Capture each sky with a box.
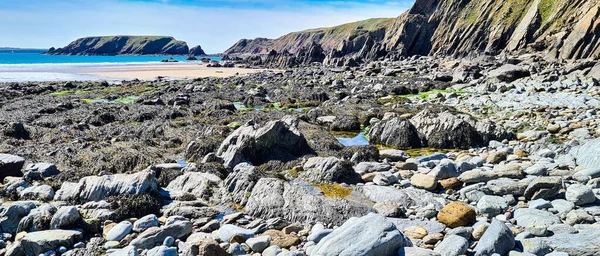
[0,0,413,53]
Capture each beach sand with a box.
[79,63,267,80]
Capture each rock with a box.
[473,220,515,256]
[514,208,561,227]
[564,209,594,225]
[301,157,360,184]
[262,230,301,249]
[218,224,255,242]
[433,235,469,256]
[459,170,497,184]
[411,173,437,190]
[310,213,411,256]
[488,64,530,82]
[23,163,60,180]
[543,228,600,255]
[183,238,227,256]
[307,229,333,243]
[487,151,507,164]
[217,117,314,168]
[523,177,562,200]
[108,246,139,256]
[0,201,36,234]
[0,154,25,180]
[399,247,441,256]
[379,150,410,162]
[330,115,361,131]
[166,172,222,200]
[130,220,192,249]
[373,202,402,217]
[17,204,57,233]
[565,184,596,205]
[19,184,54,201]
[367,117,421,148]
[133,214,159,233]
[571,138,600,170]
[437,202,476,228]
[223,162,259,206]
[20,230,82,255]
[476,195,508,218]
[358,186,446,211]
[55,169,158,202]
[147,246,177,256]
[403,225,428,239]
[428,159,459,180]
[106,221,132,241]
[50,206,82,230]
[396,162,418,171]
[246,178,370,225]
[246,235,271,253]
[373,171,398,186]
[354,162,392,175]
[410,108,506,149]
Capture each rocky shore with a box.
[1,53,600,256]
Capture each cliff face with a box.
[47,36,190,55]
[226,0,600,61]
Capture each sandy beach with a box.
[79,63,267,80]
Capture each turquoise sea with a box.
[0,49,222,82]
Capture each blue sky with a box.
[0,0,413,53]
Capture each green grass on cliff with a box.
[498,0,534,25]
[538,0,556,24]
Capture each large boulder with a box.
[0,154,25,180]
[54,169,158,202]
[357,185,446,211]
[217,116,314,168]
[166,172,222,202]
[19,230,82,255]
[223,162,259,206]
[410,108,507,149]
[130,220,193,249]
[487,64,530,82]
[473,220,515,256]
[17,204,57,233]
[301,157,361,184]
[367,117,421,149]
[245,178,370,225]
[0,201,36,234]
[309,213,411,256]
[570,138,600,170]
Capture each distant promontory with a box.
[46,36,206,56]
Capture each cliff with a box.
[226,0,600,62]
[46,36,190,55]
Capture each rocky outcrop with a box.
[189,45,206,56]
[217,116,315,168]
[227,0,600,63]
[46,36,189,55]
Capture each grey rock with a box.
[488,64,530,82]
[20,230,82,255]
[216,116,314,168]
[106,221,132,241]
[477,195,508,218]
[19,184,54,201]
[246,178,370,225]
[130,221,192,249]
[302,157,360,184]
[519,238,552,255]
[133,214,159,233]
[542,228,600,255]
[367,117,421,148]
[429,159,459,180]
[388,219,446,234]
[50,206,82,230]
[262,245,282,256]
[373,171,398,186]
[246,235,271,252]
[108,246,138,256]
[528,199,552,210]
[573,168,600,183]
[218,224,255,242]
[570,138,600,170]
[399,247,441,256]
[354,162,392,175]
[223,162,259,206]
[550,199,575,214]
[524,164,549,176]
[54,169,158,202]
[565,184,596,205]
[309,213,411,256]
[0,154,25,180]
[307,229,333,243]
[434,235,468,256]
[147,246,177,256]
[524,177,562,200]
[379,150,410,162]
[17,204,57,233]
[485,178,527,196]
[0,201,36,234]
[564,209,594,225]
[166,172,222,200]
[514,208,561,227]
[24,163,60,180]
[474,220,515,256]
[358,185,446,211]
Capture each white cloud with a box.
[0,0,412,53]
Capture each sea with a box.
[0,49,222,82]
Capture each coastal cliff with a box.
[226,0,600,63]
[46,36,190,55]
